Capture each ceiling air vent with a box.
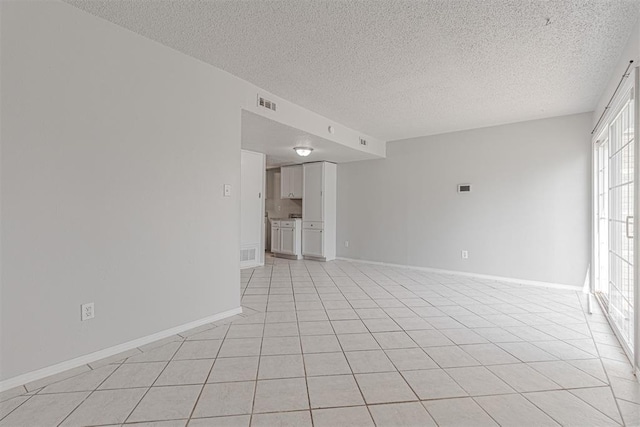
[257,95,277,112]
[359,138,368,146]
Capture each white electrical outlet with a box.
[223,184,232,197]
[344,240,349,247]
[461,250,469,259]
[81,302,95,321]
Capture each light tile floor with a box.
[2,256,640,426]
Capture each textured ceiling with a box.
[66,0,640,141]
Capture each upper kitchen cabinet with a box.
[302,162,337,261]
[280,165,303,199]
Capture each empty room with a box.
[2,0,640,426]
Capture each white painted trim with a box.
[240,262,263,270]
[0,307,242,392]
[336,257,582,292]
[582,265,591,294]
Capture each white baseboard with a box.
[336,257,582,292]
[0,306,242,392]
[241,262,263,270]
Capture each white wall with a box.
[0,0,376,384]
[0,0,243,383]
[337,113,592,287]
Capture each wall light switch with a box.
[223,184,232,197]
[344,241,349,247]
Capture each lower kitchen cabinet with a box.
[271,219,302,259]
[302,228,323,258]
[280,227,296,255]
[271,223,280,253]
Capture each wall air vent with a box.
[240,248,256,262]
[457,184,472,193]
[359,138,368,146]
[257,95,277,112]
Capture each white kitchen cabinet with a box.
[280,227,296,255]
[302,163,323,222]
[280,165,303,199]
[302,228,323,258]
[302,162,336,261]
[271,219,302,259]
[292,166,303,198]
[270,221,280,253]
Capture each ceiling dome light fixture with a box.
[294,147,313,157]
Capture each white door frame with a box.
[591,67,640,376]
[240,149,266,269]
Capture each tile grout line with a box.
[299,261,315,427]
[572,291,629,426]
[184,312,233,426]
[318,260,381,425]
[247,260,272,425]
[55,358,133,426]
[120,337,184,424]
[0,391,35,422]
